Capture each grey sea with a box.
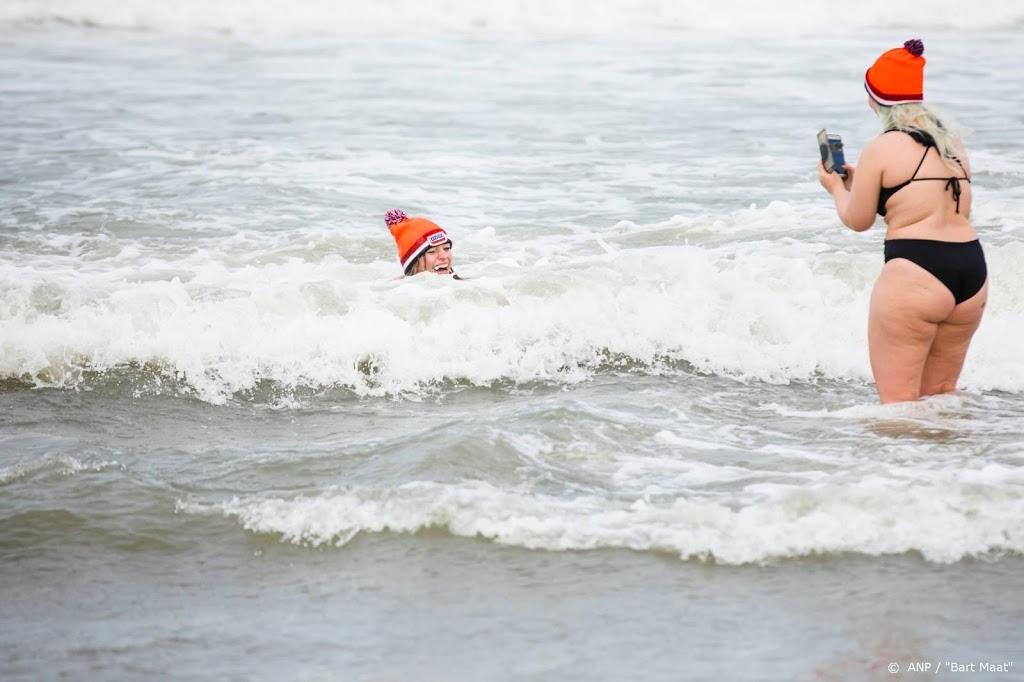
[2,2,1023,680]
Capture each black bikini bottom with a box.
[883,238,987,304]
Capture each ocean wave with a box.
[176,477,1024,564]
[3,237,1023,402]
[0,451,119,486]
[0,240,878,402]
[2,0,1022,37]
[0,355,703,406]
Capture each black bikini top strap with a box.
[885,127,934,144]
[908,145,931,182]
[883,127,932,181]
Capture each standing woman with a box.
[818,39,987,404]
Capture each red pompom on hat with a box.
[865,39,926,105]
[385,209,452,272]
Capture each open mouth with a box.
[432,265,450,274]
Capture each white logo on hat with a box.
[428,232,448,245]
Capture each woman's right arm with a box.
[821,136,886,232]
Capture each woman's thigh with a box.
[868,260,956,403]
[920,281,988,396]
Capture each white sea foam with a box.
[2,0,1022,36]
[3,209,1023,402]
[176,474,1024,564]
[0,452,118,485]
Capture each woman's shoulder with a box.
[862,129,921,162]
[868,128,915,148]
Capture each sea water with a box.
[2,1,1023,680]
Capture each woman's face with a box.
[416,242,453,275]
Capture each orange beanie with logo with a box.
[385,209,452,272]
[865,39,926,106]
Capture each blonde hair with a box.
[876,103,966,164]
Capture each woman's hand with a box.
[818,160,846,194]
[839,164,855,191]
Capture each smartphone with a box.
[817,128,848,178]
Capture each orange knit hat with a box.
[385,209,452,272]
[865,39,926,105]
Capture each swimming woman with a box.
[385,209,461,279]
[818,39,987,404]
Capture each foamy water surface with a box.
[2,3,1024,679]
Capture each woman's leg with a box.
[919,281,988,397]
[867,259,956,404]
